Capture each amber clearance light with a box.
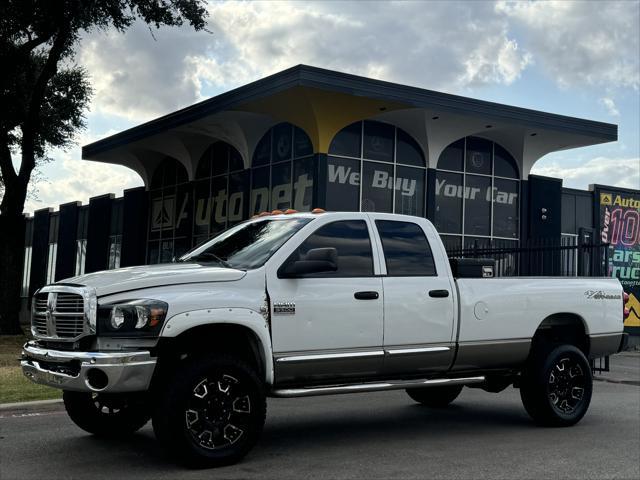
[623,291,630,320]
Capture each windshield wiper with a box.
[185,252,232,268]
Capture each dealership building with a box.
[20,65,640,335]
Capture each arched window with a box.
[326,120,426,216]
[150,157,188,189]
[193,141,248,243]
[250,123,314,214]
[148,157,190,264]
[434,136,519,249]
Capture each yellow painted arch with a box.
[235,86,410,154]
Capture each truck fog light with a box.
[86,368,109,390]
[110,307,125,329]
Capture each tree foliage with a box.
[0,0,208,334]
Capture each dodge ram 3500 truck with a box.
[22,211,628,467]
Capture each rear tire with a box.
[406,384,463,407]
[152,354,266,468]
[63,391,150,437]
[520,344,592,427]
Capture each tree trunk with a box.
[0,212,26,334]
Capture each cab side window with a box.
[375,220,436,276]
[288,220,374,277]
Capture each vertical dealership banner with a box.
[599,189,640,335]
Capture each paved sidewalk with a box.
[594,350,640,386]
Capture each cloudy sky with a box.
[24,0,640,213]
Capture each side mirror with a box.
[279,248,338,278]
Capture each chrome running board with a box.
[270,376,485,398]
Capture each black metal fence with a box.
[446,237,611,278]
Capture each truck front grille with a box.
[32,288,92,341]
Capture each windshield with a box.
[179,217,312,270]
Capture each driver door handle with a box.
[354,291,379,300]
[429,289,450,298]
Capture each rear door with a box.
[374,218,456,375]
[266,217,384,386]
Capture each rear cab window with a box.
[375,220,437,276]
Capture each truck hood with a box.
[61,263,246,297]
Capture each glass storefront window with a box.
[464,175,491,237]
[493,178,519,238]
[108,235,122,270]
[250,123,315,215]
[326,156,360,212]
[437,139,464,171]
[362,161,393,212]
[46,243,57,284]
[148,157,191,264]
[435,136,520,247]
[395,166,425,217]
[74,239,86,276]
[434,171,463,234]
[329,122,361,158]
[465,137,492,175]
[21,246,32,297]
[494,144,518,179]
[363,120,394,162]
[396,130,425,168]
[327,120,426,216]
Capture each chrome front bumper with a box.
[21,342,157,393]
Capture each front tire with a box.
[152,354,266,468]
[520,344,592,427]
[406,384,463,407]
[63,391,150,437]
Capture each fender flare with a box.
[160,308,274,385]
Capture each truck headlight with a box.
[98,299,168,337]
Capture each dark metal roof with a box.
[83,64,618,158]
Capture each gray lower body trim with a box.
[383,343,454,376]
[273,348,384,385]
[271,376,486,398]
[589,333,624,358]
[453,338,531,371]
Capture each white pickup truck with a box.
[22,211,627,467]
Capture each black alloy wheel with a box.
[63,391,150,436]
[520,344,593,427]
[547,355,587,415]
[152,354,266,468]
[185,374,253,450]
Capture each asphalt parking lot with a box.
[1,377,639,480]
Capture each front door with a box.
[373,218,456,375]
[266,218,384,386]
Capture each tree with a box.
[0,0,208,334]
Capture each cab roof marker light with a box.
[271,210,284,215]
[311,208,326,214]
[284,209,298,214]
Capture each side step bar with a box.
[271,376,486,398]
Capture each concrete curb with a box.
[0,398,63,413]
[594,377,640,387]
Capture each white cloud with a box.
[496,0,640,90]
[79,24,212,122]
[600,97,620,117]
[77,0,534,122]
[25,155,143,214]
[531,157,640,190]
